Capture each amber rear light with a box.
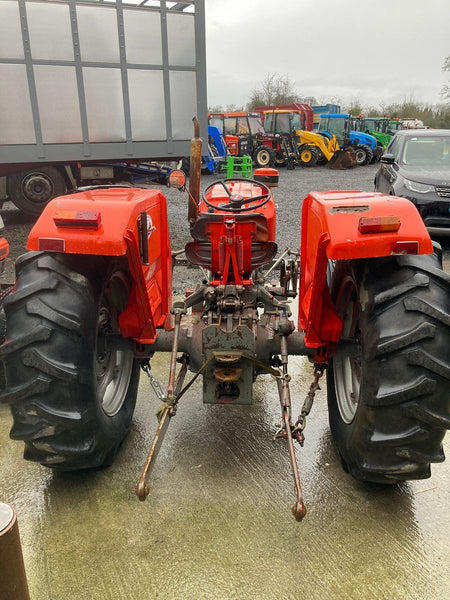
[358,215,400,234]
[53,210,101,229]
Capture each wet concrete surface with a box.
[0,165,449,599]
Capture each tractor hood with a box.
[350,131,376,148]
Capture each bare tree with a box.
[317,95,343,109]
[343,97,366,116]
[300,96,317,106]
[225,103,243,112]
[247,73,298,110]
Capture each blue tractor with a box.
[318,114,383,166]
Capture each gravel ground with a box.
[164,162,449,292]
[167,163,380,251]
[1,162,448,291]
[166,162,380,294]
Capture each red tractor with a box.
[208,111,299,169]
[0,127,448,520]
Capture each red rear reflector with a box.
[358,216,400,234]
[53,210,101,229]
[392,241,419,254]
[38,238,66,252]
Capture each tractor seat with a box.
[190,212,271,242]
[185,212,277,273]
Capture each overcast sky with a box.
[205,0,450,109]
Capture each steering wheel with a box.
[201,178,271,212]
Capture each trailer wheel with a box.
[253,145,275,168]
[8,167,67,217]
[354,145,373,166]
[327,251,450,484]
[299,145,318,166]
[0,252,140,470]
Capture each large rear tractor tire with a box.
[8,167,67,217]
[354,145,373,166]
[0,252,140,470]
[327,250,450,484]
[252,145,275,168]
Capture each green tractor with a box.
[352,116,391,152]
[387,118,403,134]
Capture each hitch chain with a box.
[141,354,213,421]
[292,364,326,446]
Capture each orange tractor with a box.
[0,125,448,520]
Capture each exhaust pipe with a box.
[188,117,202,230]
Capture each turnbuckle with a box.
[292,365,325,446]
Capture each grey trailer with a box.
[0,0,207,215]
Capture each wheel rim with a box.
[22,172,54,204]
[333,276,361,424]
[257,150,270,165]
[96,272,134,417]
[355,150,366,164]
[301,150,312,162]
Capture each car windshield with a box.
[401,136,450,166]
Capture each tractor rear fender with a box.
[299,190,433,352]
[26,187,172,343]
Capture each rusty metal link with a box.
[292,364,326,446]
